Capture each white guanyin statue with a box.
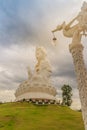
[28,46,52,84]
[15,46,57,103]
[35,47,52,77]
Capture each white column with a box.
[69,43,87,130]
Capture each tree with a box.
[61,84,72,106]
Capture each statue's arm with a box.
[52,16,78,33]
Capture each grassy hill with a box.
[0,102,84,130]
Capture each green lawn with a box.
[0,102,84,130]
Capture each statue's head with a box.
[36,46,47,61]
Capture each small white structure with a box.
[15,47,57,103]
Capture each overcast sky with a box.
[0,0,87,109]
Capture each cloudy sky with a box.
[0,0,87,109]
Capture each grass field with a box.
[0,102,84,130]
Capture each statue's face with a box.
[36,50,44,60]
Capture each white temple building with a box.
[15,47,57,104]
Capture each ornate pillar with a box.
[69,42,87,130]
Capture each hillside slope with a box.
[0,102,84,130]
